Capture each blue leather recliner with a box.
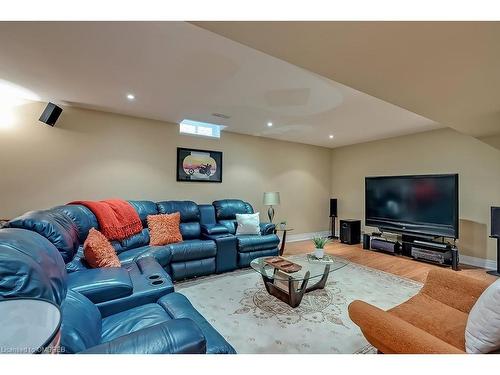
[0,228,236,354]
[211,199,280,268]
[156,201,217,281]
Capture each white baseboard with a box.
[286,232,496,270]
[459,255,496,270]
[286,231,330,243]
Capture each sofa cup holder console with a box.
[147,274,165,286]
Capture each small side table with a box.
[0,298,62,354]
[274,227,294,256]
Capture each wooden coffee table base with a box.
[261,264,331,308]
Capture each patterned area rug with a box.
[176,256,422,354]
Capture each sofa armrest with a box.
[201,224,229,236]
[421,269,492,313]
[81,319,206,354]
[260,222,275,235]
[157,293,237,354]
[135,256,169,278]
[348,300,464,354]
[97,257,174,317]
[67,267,133,304]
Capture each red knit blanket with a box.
[69,199,142,241]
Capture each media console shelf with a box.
[367,232,459,271]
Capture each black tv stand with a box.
[367,231,459,271]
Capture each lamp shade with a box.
[263,192,280,206]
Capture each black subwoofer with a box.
[340,219,361,245]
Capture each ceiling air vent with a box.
[212,113,231,120]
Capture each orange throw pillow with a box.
[83,228,121,268]
[147,212,183,246]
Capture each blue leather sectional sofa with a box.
[0,199,279,354]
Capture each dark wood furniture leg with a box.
[305,264,330,293]
[279,229,288,256]
[260,265,331,307]
[261,271,310,308]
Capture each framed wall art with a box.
[176,147,223,183]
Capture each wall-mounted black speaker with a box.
[329,198,337,217]
[39,102,62,126]
[492,206,500,237]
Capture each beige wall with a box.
[331,128,500,261]
[3,102,499,261]
[479,134,500,150]
[0,102,332,233]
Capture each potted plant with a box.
[312,237,330,259]
[279,220,287,230]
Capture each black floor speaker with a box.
[329,199,337,217]
[488,207,500,276]
[340,219,361,245]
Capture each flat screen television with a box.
[365,174,459,238]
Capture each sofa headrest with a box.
[0,228,67,305]
[53,204,98,243]
[198,204,216,225]
[156,201,200,223]
[128,200,158,226]
[213,199,254,220]
[8,209,79,263]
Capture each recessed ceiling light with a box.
[329,134,334,139]
[126,93,135,100]
[267,122,273,127]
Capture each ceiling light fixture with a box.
[126,93,135,101]
[267,122,273,127]
[329,134,334,139]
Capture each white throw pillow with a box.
[235,213,261,235]
[465,278,500,353]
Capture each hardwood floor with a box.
[284,239,497,284]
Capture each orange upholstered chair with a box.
[348,269,492,354]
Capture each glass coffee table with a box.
[250,254,348,308]
[0,298,61,354]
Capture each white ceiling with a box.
[195,22,500,141]
[0,21,441,148]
